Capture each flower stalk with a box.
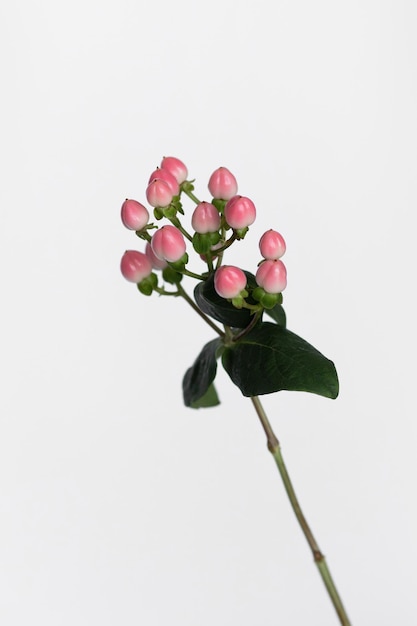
[250,395,351,626]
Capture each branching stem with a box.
[177,284,225,338]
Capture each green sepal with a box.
[171,197,184,215]
[137,273,158,296]
[260,292,279,309]
[193,233,212,255]
[163,267,183,284]
[212,199,226,213]
[183,338,222,408]
[181,180,195,194]
[234,226,249,239]
[221,322,339,399]
[162,205,177,219]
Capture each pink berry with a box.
[208,167,238,200]
[121,199,150,231]
[224,195,256,230]
[151,225,186,262]
[160,156,188,184]
[146,178,174,208]
[191,201,221,234]
[120,250,152,283]
[148,168,180,196]
[145,241,168,270]
[256,260,287,294]
[259,229,286,260]
[214,265,247,299]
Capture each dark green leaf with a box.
[222,322,339,399]
[194,271,259,328]
[183,338,222,407]
[265,303,286,327]
[191,382,220,408]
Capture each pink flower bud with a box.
[148,168,180,196]
[120,250,152,283]
[208,167,238,200]
[214,265,247,299]
[151,225,186,262]
[160,156,188,184]
[224,195,256,230]
[145,241,168,270]
[191,201,221,234]
[146,178,174,208]
[120,199,150,231]
[259,229,286,260]
[256,259,287,294]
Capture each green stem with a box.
[213,232,237,256]
[177,284,225,338]
[250,396,351,626]
[182,188,201,205]
[232,310,262,342]
[154,286,179,296]
[181,268,206,281]
[205,255,214,273]
[170,217,193,242]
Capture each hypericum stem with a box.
[250,396,351,626]
[181,268,206,281]
[177,284,225,338]
[232,310,262,341]
[205,255,214,273]
[169,217,193,242]
[154,286,179,296]
[182,187,201,205]
[213,232,237,255]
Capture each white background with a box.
[1,1,416,624]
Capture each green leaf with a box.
[194,271,259,328]
[191,382,220,408]
[221,322,339,399]
[265,303,286,327]
[183,338,222,407]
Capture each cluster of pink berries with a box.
[120,156,287,308]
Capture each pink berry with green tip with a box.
[120,250,152,283]
[256,259,287,294]
[214,265,247,299]
[191,201,221,234]
[146,178,174,208]
[151,225,186,262]
[224,195,256,229]
[259,229,286,260]
[121,199,150,231]
[208,167,238,200]
[160,156,188,184]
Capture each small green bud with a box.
[252,287,265,302]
